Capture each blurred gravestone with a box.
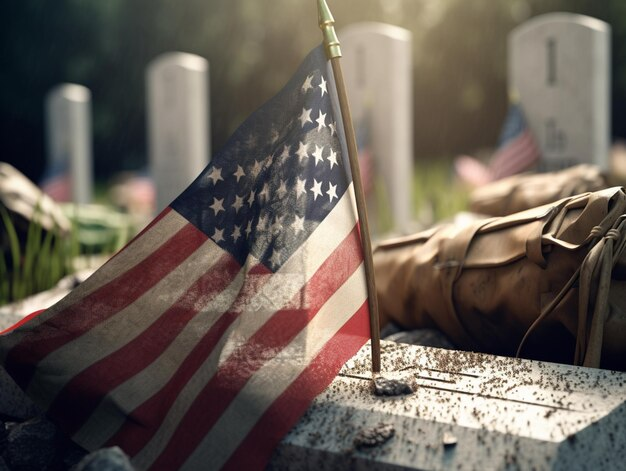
[509,13,610,171]
[147,52,210,213]
[340,23,414,235]
[44,84,93,204]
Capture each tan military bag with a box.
[374,187,626,370]
[469,164,608,217]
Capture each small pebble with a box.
[353,423,395,449]
[373,376,413,396]
[443,432,458,448]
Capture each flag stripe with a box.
[0,208,180,354]
[175,264,368,471]
[45,251,242,434]
[5,219,208,388]
[223,304,370,470]
[27,236,230,409]
[72,262,251,450]
[103,264,273,456]
[129,189,360,468]
[492,131,539,178]
[145,225,363,470]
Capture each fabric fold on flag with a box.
[0,44,370,471]
[455,102,541,186]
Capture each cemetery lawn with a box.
[412,158,470,227]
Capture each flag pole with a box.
[317,0,381,374]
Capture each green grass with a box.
[0,202,135,307]
[0,206,78,305]
[412,158,470,225]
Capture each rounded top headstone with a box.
[511,12,610,38]
[147,52,208,74]
[339,22,411,42]
[47,84,91,103]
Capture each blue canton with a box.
[172,46,350,271]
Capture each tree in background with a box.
[0,0,624,182]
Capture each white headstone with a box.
[147,52,210,212]
[45,84,93,204]
[509,13,610,171]
[340,23,414,235]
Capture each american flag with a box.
[0,45,370,470]
[40,162,72,202]
[455,102,541,186]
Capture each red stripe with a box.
[147,225,363,470]
[5,222,207,389]
[0,310,46,335]
[223,301,370,470]
[492,131,539,178]
[104,263,274,455]
[47,252,241,436]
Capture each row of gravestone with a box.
[43,13,609,234]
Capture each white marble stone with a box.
[45,84,93,204]
[147,52,210,212]
[340,23,414,235]
[270,341,626,470]
[509,13,610,171]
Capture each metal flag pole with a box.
[317,0,381,373]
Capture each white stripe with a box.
[26,237,226,408]
[73,262,249,450]
[0,210,187,357]
[132,187,359,469]
[182,264,367,470]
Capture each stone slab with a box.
[270,341,626,470]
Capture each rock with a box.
[353,423,395,450]
[373,376,413,397]
[0,366,42,420]
[74,447,134,471]
[3,416,60,471]
[0,456,10,471]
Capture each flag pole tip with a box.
[317,0,342,59]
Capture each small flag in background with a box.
[0,45,370,471]
[455,102,541,186]
[355,118,375,196]
[40,161,72,202]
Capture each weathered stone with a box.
[3,416,60,471]
[147,52,210,213]
[270,341,626,470]
[44,83,93,204]
[373,376,413,397]
[74,447,134,471]
[509,13,610,171]
[353,423,395,449]
[340,23,414,235]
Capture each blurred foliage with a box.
[1,0,625,182]
[0,206,77,304]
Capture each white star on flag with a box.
[319,75,327,96]
[298,108,313,127]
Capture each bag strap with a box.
[517,215,626,367]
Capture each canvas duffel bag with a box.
[469,164,607,217]
[374,187,626,370]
